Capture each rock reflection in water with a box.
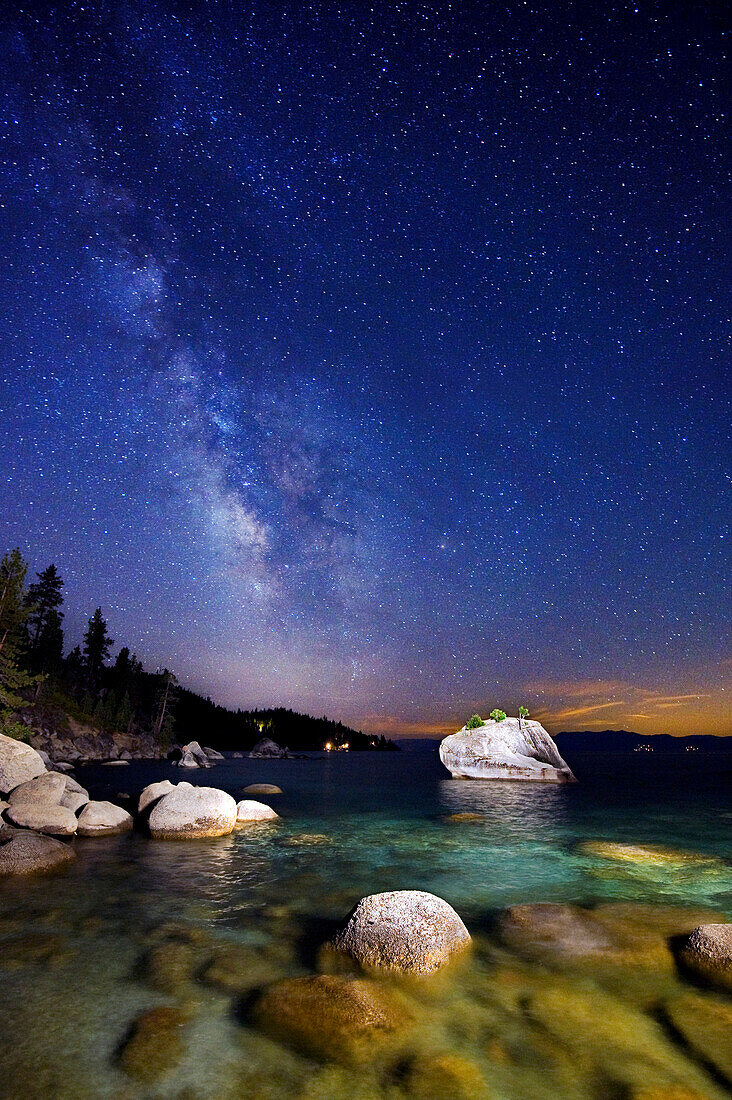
[439,778,571,841]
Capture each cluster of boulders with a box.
[248,737,291,758]
[171,740,225,768]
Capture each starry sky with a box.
[0,1,729,737]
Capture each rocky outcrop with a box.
[677,924,732,992]
[439,717,576,782]
[77,800,134,837]
[148,784,237,839]
[244,783,282,795]
[0,831,76,875]
[249,737,290,758]
[236,799,279,822]
[330,890,471,974]
[6,802,78,836]
[27,715,169,763]
[0,733,47,793]
[203,745,225,761]
[173,740,213,768]
[251,975,412,1065]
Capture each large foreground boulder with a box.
[331,890,471,974]
[677,924,732,992]
[0,733,47,794]
[148,785,237,839]
[439,717,575,782]
[6,802,78,836]
[0,832,76,875]
[77,800,133,837]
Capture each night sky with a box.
[1,1,729,737]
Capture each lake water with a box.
[1,746,730,1098]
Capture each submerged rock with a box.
[244,782,283,795]
[579,840,723,868]
[148,784,237,839]
[251,974,412,1064]
[77,800,133,836]
[405,1052,491,1100]
[663,992,732,1085]
[236,799,279,823]
[677,924,732,992]
[118,1005,190,1084]
[6,802,78,836]
[439,717,575,782]
[495,903,617,962]
[331,890,471,974]
[0,733,47,794]
[0,832,76,875]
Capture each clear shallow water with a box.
[1,747,731,1099]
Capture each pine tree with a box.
[26,564,64,672]
[0,550,39,739]
[115,691,133,734]
[153,668,178,745]
[82,608,113,683]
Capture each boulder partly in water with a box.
[77,800,133,837]
[0,831,76,875]
[148,784,237,839]
[249,738,289,759]
[439,717,576,782]
[677,924,732,992]
[330,890,471,974]
[236,799,279,823]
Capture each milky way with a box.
[0,1,728,735]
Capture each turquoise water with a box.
[0,747,730,1098]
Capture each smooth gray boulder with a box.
[439,717,576,782]
[77,800,133,836]
[148,785,237,839]
[331,890,471,974]
[0,733,47,794]
[236,799,279,823]
[6,802,78,836]
[60,787,89,813]
[138,779,177,814]
[0,832,76,875]
[7,771,67,806]
[677,924,732,992]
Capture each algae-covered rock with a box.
[664,991,732,1085]
[200,944,280,994]
[405,1052,491,1099]
[0,832,76,876]
[118,1005,190,1083]
[144,940,199,993]
[251,974,412,1065]
[77,800,133,836]
[579,840,724,868]
[495,903,616,962]
[331,890,471,974]
[677,924,732,992]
